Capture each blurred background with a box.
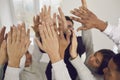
[0,0,120,59]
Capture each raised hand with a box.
[59,29,71,59]
[7,23,31,68]
[70,0,107,31]
[57,7,68,33]
[32,6,52,37]
[81,0,87,8]
[35,21,61,63]
[69,31,78,59]
[0,27,6,46]
[0,27,7,65]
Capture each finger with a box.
[44,5,47,17]
[77,26,88,31]
[70,16,84,23]
[5,33,7,40]
[47,6,51,18]
[7,31,12,45]
[46,22,53,38]
[38,24,46,42]
[35,38,44,50]
[1,40,7,49]
[42,22,49,39]
[58,7,67,29]
[12,26,17,43]
[0,26,6,37]
[59,30,64,39]
[66,30,71,43]
[27,29,30,40]
[52,13,57,31]
[70,10,85,18]
[50,25,58,39]
[16,27,21,43]
[81,0,87,8]
[20,26,26,43]
[0,27,6,45]
[25,40,31,52]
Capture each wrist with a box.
[0,57,7,65]
[70,52,78,59]
[49,52,62,63]
[8,60,20,68]
[95,19,107,31]
[60,50,65,59]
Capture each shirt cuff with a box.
[6,66,21,75]
[52,60,66,70]
[4,66,21,80]
[52,60,71,80]
[70,55,85,70]
[103,23,114,35]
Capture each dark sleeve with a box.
[77,36,86,57]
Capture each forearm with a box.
[82,29,94,60]
[95,19,107,31]
[4,66,21,80]
[70,55,96,80]
[103,23,120,53]
[52,60,71,80]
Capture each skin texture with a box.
[34,6,71,62]
[0,27,7,65]
[70,7,107,31]
[103,59,120,80]
[7,23,31,68]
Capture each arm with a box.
[70,55,96,80]
[82,30,94,62]
[31,39,43,62]
[4,67,21,80]
[0,27,7,80]
[5,23,30,80]
[103,23,120,53]
[52,60,71,80]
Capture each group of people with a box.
[0,0,120,80]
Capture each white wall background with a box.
[61,0,120,51]
[0,0,120,52]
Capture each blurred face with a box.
[103,59,120,80]
[87,52,103,69]
[66,20,74,30]
[25,51,32,67]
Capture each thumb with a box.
[77,26,88,31]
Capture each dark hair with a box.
[96,49,115,75]
[65,16,74,25]
[113,53,120,72]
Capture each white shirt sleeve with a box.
[103,23,120,53]
[52,60,71,80]
[70,55,96,80]
[4,66,21,80]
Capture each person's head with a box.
[87,49,115,75]
[65,16,74,30]
[103,53,120,80]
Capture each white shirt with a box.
[103,23,120,53]
[52,60,71,80]
[4,66,21,80]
